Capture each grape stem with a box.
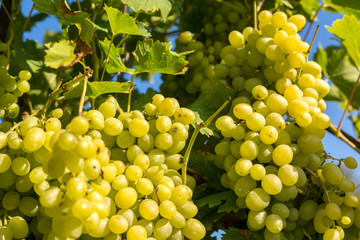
[78,74,88,116]
[253,0,257,31]
[21,3,34,32]
[303,3,324,41]
[181,97,231,185]
[307,24,319,57]
[336,71,360,136]
[76,0,81,11]
[42,70,93,115]
[304,167,331,203]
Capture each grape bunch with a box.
[160,0,248,105]
[0,55,32,119]
[0,94,206,240]
[210,10,360,240]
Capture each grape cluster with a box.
[0,94,206,239]
[0,55,32,119]
[211,10,360,240]
[160,0,248,105]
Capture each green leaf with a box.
[121,0,172,20]
[324,0,360,20]
[32,0,57,15]
[44,40,76,69]
[324,85,346,103]
[222,228,249,240]
[33,0,95,45]
[64,81,134,99]
[313,44,329,77]
[317,46,360,108]
[195,190,238,213]
[104,5,151,36]
[99,38,133,74]
[133,39,190,75]
[64,12,95,45]
[300,0,320,17]
[189,83,235,137]
[327,15,360,67]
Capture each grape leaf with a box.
[99,38,134,74]
[121,0,172,20]
[221,229,249,240]
[32,0,95,45]
[314,46,360,108]
[195,190,238,214]
[300,0,320,17]
[327,15,360,67]
[32,0,57,15]
[64,81,134,99]
[104,5,151,37]
[133,39,190,75]
[44,40,76,69]
[189,83,235,137]
[324,0,360,20]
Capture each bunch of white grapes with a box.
[160,0,248,105]
[0,94,206,240]
[0,54,32,119]
[211,10,360,240]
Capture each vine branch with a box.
[327,123,360,154]
[337,72,360,135]
[182,97,231,185]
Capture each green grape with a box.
[0,153,11,173]
[266,94,288,115]
[344,156,358,169]
[116,130,136,149]
[158,98,179,117]
[8,216,29,239]
[322,162,343,185]
[299,200,317,221]
[246,188,270,211]
[115,187,137,209]
[66,177,87,200]
[261,174,282,195]
[125,165,143,182]
[138,133,155,152]
[18,70,32,81]
[139,199,159,220]
[156,116,172,133]
[129,118,149,138]
[248,210,267,230]
[72,198,93,219]
[17,79,30,92]
[325,203,342,220]
[343,192,359,207]
[250,164,266,180]
[229,30,245,48]
[272,144,293,166]
[155,132,173,151]
[278,164,298,186]
[233,103,253,120]
[260,126,278,144]
[182,218,206,240]
[18,196,40,217]
[169,122,188,141]
[11,156,31,176]
[159,200,177,219]
[265,214,283,233]
[323,228,341,240]
[297,134,323,154]
[311,112,331,129]
[84,158,101,179]
[235,158,252,176]
[2,190,20,210]
[271,203,290,219]
[99,101,117,119]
